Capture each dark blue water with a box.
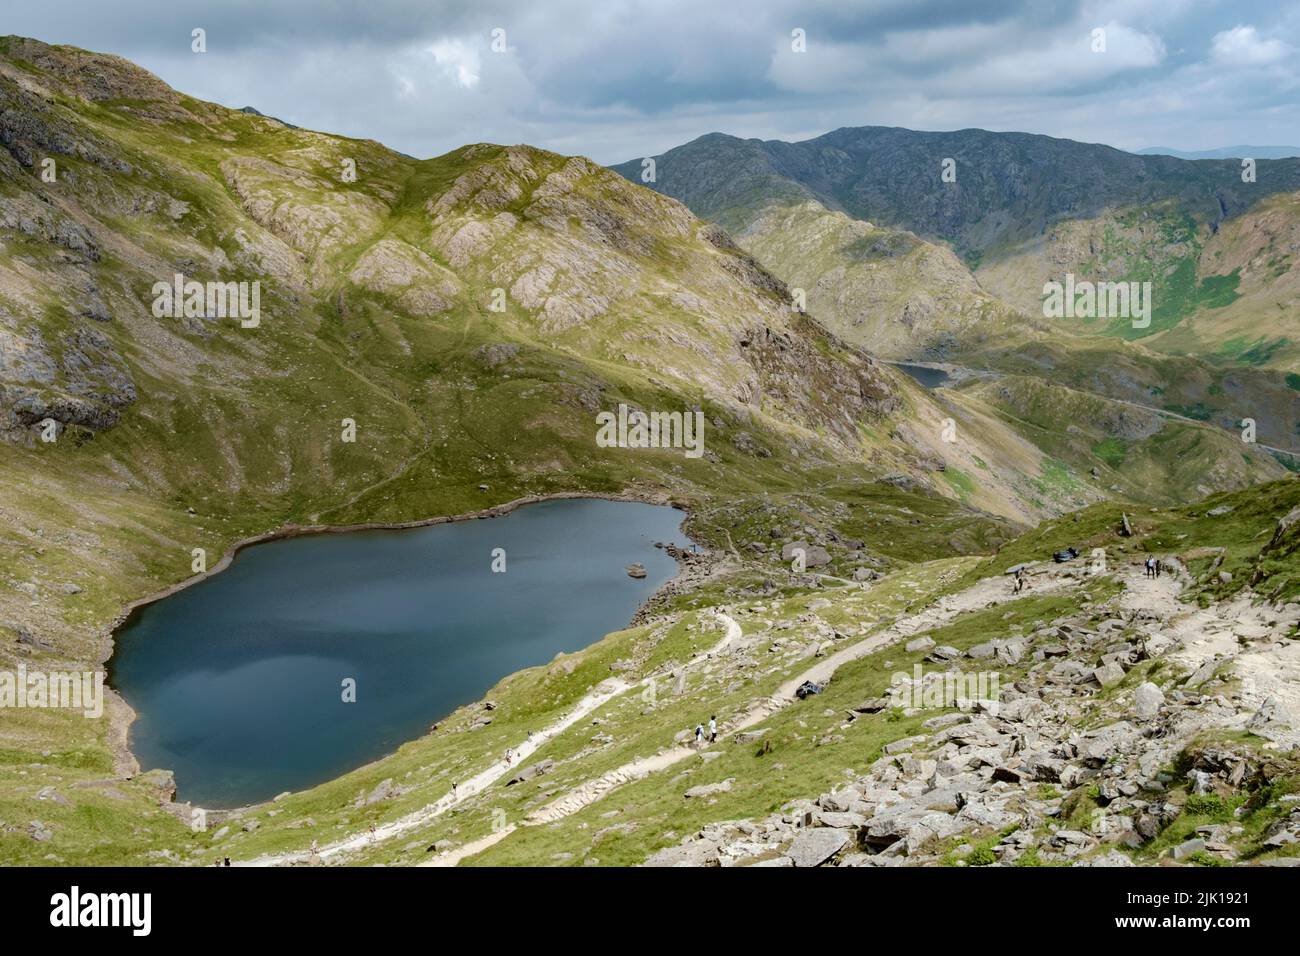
[893,363,951,388]
[111,499,686,808]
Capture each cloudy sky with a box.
[6,0,1299,163]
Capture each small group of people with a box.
[1144,556,1164,579]
[1013,566,1028,593]
[693,715,718,748]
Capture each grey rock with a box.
[643,843,718,867]
[1248,695,1293,731]
[1134,681,1164,718]
[1076,849,1136,867]
[853,698,890,714]
[28,821,53,842]
[781,541,831,568]
[365,778,396,805]
[785,827,850,867]
[884,734,929,755]
[684,778,734,799]
[1093,662,1125,688]
[1170,838,1206,860]
[1075,722,1139,764]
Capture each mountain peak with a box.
[0,35,177,105]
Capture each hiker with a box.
[504,748,513,766]
[1155,558,1163,578]
[709,715,717,743]
[1014,567,1025,593]
[309,839,319,861]
[368,823,377,843]
[1145,557,1155,579]
[694,723,705,748]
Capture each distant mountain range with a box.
[615,126,1300,364]
[1137,145,1300,160]
[612,128,1300,261]
[613,125,1300,456]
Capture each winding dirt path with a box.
[425,566,1085,863]
[240,612,741,866]
[425,561,1300,866]
[238,676,631,866]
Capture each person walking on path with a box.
[694,723,705,748]
[709,715,717,743]
[1155,558,1163,578]
[1145,557,1155,579]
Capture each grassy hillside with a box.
[0,36,1053,863]
[1,38,1294,867]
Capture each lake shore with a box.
[100,489,700,804]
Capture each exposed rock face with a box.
[2,38,925,464]
[0,319,135,438]
[346,238,460,316]
[0,194,99,259]
[0,75,134,175]
[222,154,389,282]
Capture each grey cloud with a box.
[4,0,1298,163]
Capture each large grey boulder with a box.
[1133,682,1164,718]
[1093,662,1126,688]
[785,827,850,867]
[781,541,831,568]
[1170,838,1206,861]
[684,778,734,799]
[643,843,719,867]
[1248,695,1293,731]
[1075,721,1140,764]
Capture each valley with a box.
[1,35,1298,870]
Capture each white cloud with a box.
[1210,25,1289,65]
[9,0,1300,163]
[429,38,482,88]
